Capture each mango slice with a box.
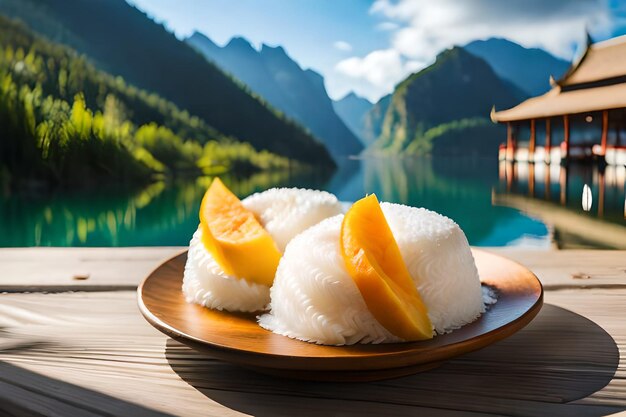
[199,178,281,286]
[340,195,433,341]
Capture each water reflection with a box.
[0,169,331,247]
[496,161,626,248]
[582,184,592,212]
[337,157,549,247]
[0,157,595,248]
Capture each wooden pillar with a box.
[544,161,551,200]
[563,114,570,162]
[506,122,511,160]
[559,165,568,205]
[506,122,513,160]
[598,169,605,217]
[528,161,535,197]
[601,110,608,155]
[545,118,551,164]
[529,119,536,162]
[506,161,514,192]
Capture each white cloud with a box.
[333,0,616,101]
[376,21,399,31]
[334,49,423,101]
[373,0,613,60]
[333,40,353,52]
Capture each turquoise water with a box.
[1,156,622,248]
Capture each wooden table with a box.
[0,248,624,416]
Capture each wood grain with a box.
[490,248,626,290]
[2,247,624,291]
[0,248,624,416]
[138,249,543,380]
[0,290,623,416]
[0,247,182,292]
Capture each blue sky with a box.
[129,0,626,102]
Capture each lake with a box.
[1,157,624,248]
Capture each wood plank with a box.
[0,289,624,416]
[0,247,183,291]
[492,249,626,289]
[1,248,624,291]
[546,289,626,408]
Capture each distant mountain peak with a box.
[187,32,363,157]
[259,43,291,59]
[304,68,323,82]
[465,37,570,96]
[399,46,475,88]
[226,36,255,51]
[189,31,213,43]
[259,43,303,74]
[439,45,460,55]
[370,45,520,154]
[333,92,375,145]
[339,91,373,105]
[261,43,285,52]
[436,45,472,62]
[471,37,562,56]
[475,37,513,46]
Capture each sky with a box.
[128,0,626,103]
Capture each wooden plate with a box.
[138,249,543,381]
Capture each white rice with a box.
[183,228,270,312]
[242,187,344,251]
[259,202,491,345]
[182,188,344,312]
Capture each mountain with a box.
[362,94,391,146]
[332,92,373,145]
[0,0,333,166]
[372,47,519,156]
[465,38,570,96]
[0,16,293,187]
[187,32,363,157]
[0,16,219,143]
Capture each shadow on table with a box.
[0,330,173,416]
[165,304,622,417]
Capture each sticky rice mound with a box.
[183,188,343,312]
[259,202,487,345]
[242,187,343,251]
[183,229,270,312]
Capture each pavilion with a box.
[492,34,626,166]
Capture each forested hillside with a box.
[370,48,519,156]
[0,17,293,187]
[362,94,391,146]
[187,32,363,156]
[0,0,333,166]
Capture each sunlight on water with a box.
[497,161,626,249]
[1,157,624,248]
[582,184,592,212]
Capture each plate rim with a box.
[138,248,544,370]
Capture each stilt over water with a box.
[492,34,626,166]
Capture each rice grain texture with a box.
[183,188,344,312]
[259,203,487,345]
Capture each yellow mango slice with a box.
[199,178,281,286]
[340,194,433,341]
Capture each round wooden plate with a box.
[138,248,543,381]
